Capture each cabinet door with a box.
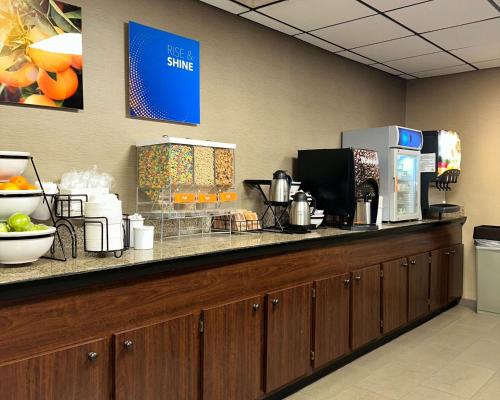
[266,283,312,392]
[202,296,264,400]
[382,258,408,334]
[449,244,464,301]
[313,273,350,368]
[408,252,430,321]
[351,265,381,350]
[430,249,449,311]
[114,314,199,400]
[0,338,110,400]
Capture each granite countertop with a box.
[0,218,465,287]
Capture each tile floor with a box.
[286,306,500,400]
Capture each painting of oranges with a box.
[0,0,83,109]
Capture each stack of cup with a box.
[84,194,123,252]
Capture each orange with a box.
[0,182,20,190]
[37,68,78,100]
[71,55,82,70]
[24,94,57,107]
[28,47,72,73]
[9,176,30,189]
[0,63,38,88]
[25,184,38,190]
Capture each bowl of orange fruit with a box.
[0,151,31,180]
[0,176,43,221]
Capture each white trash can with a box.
[474,226,500,315]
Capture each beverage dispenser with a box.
[420,130,462,218]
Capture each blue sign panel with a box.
[398,127,423,149]
[128,21,200,124]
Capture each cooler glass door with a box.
[390,149,421,221]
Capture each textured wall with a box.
[406,68,500,301]
[0,0,406,211]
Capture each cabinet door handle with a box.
[344,278,351,285]
[444,252,451,256]
[450,250,456,254]
[272,298,280,306]
[402,263,408,267]
[252,303,260,311]
[123,340,134,350]
[354,276,361,281]
[410,260,416,265]
[87,352,99,363]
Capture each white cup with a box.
[134,226,154,250]
[125,214,145,247]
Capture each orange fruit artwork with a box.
[37,68,78,100]
[0,0,83,109]
[24,94,57,107]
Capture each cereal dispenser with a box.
[136,136,236,237]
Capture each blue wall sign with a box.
[128,21,200,124]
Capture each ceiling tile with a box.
[259,0,375,31]
[295,34,343,52]
[355,35,440,62]
[237,0,277,7]
[387,0,499,33]
[398,74,417,79]
[200,0,249,13]
[451,43,500,63]
[336,51,375,64]
[474,58,500,69]
[240,11,302,35]
[412,64,475,78]
[314,14,412,49]
[385,51,464,73]
[362,0,431,12]
[370,63,403,75]
[423,18,500,49]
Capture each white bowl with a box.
[0,151,30,180]
[0,227,56,264]
[0,190,43,221]
[311,215,325,228]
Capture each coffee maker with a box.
[297,148,380,230]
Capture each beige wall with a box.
[406,68,500,301]
[1,0,406,211]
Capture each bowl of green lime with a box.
[0,213,56,265]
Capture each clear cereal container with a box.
[137,137,236,190]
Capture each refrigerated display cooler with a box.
[342,126,423,222]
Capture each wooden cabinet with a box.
[313,273,350,368]
[266,283,312,392]
[448,243,464,301]
[114,314,199,400]
[0,338,110,400]
[408,252,430,321]
[350,265,381,350]
[430,249,450,311]
[202,296,264,400]
[381,258,408,334]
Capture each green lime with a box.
[32,224,49,231]
[0,222,10,233]
[7,213,32,232]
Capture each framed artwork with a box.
[0,0,83,109]
[128,21,200,125]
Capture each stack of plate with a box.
[84,194,123,252]
[311,209,325,228]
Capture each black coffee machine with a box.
[421,130,462,218]
[297,148,380,230]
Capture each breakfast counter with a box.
[0,216,465,399]
[0,216,465,289]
